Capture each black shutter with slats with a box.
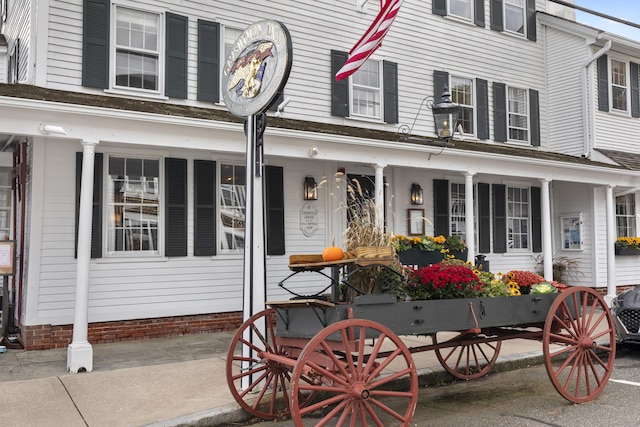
[194,160,216,256]
[493,82,507,142]
[197,20,220,103]
[265,166,285,255]
[75,152,103,258]
[597,54,609,112]
[492,184,506,253]
[490,0,503,32]
[433,179,449,237]
[475,0,485,27]
[331,50,349,117]
[476,78,489,139]
[477,183,491,253]
[531,186,542,253]
[82,0,109,88]
[631,62,640,118]
[165,158,187,257]
[433,0,447,16]
[166,13,188,99]
[433,70,449,102]
[383,60,398,124]
[526,0,536,41]
[529,89,540,146]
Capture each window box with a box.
[615,247,640,256]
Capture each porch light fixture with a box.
[431,84,460,143]
[410,183,423,205]
[303,176,318,200]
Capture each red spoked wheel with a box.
[543,287,616,403]
[290,319,418,427]
[226,308,315,420]
[433,332,502,380]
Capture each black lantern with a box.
[431,84,460,141]
[303,176,317,200]
[410,183,423,205]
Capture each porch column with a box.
[67,140,97,373]
[374,164,385,230]
[540,178,553,281]
[605,185,616,304]
[464,172,475,263]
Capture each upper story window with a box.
[508,86,528,142]
[351,60,381,119]
[504,0,525,35]
[451,76,475,135]
[507,186,530,251]
[220,164,246,252]
[616,194,636,237]
[611,58,628,112]
[449,0,472,21]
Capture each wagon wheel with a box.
[433,332,502,380]
[290,319,418,426]
[543,287,616,403]
[225,308,316,420]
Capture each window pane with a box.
[616,194,636,237]
[611,59,628,111]
[115,7,159,91]
[449,0,471,20]
[507,187,529,250]
[220,164,246,251]
[508,87,528,142]
[452,76,474,134]
[351,60,381,119]
[505,0,525,34]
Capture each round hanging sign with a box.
[222,20,293,117]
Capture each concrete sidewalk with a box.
[0,331,549,427]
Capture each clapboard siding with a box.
[3,0,31,82]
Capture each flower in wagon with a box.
[400,259,483,300]
[391,234,467,255]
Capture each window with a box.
[450,182,478,249]
[114,6,160,92]
[508,86,528,142]
[616,194,636,237]
[451,76,474,135]
[507,186,529,250]
[351,60,381,119]
[504,0,525,35]
[611,58,628,112]
[220,164,246,251]
[107,156,160,255]
[222,27,242,100]
[0,169,11,240]
[449,0,472,20]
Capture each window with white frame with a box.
[222,27,242,96]
[107,156,160,255]
[451,76,474,135]
[507,186,530,250]
[0,169,11,240]
[220,164,246,252]
[450,182,478,249]
[616,194,636,237]
[351,59,381,119]
[449,0,472,20]
[508,86,528,142]
[504,0,525,35]
[611,58,628,112]
[114,6,161,92]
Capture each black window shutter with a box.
[75,152,103,259]
[166,13,188,99]
[529,89,540,146]
[265,166,285,255]
[526,0,536,41]
[477,183,491,253]
[194,160,216,256]
[383,60,398,124]
[433,71,449,133]
[476,78,489,139]
[165,158,187,257]
[631,62,640,118]
[531,186,542,253]
[197,20,220,103]
[82,0,109,88]
[492,184,506,253]
[490,0,503,32]
[331,50,349,117]
[433,179,450,236]
[433,0,447,16]
[597,54,609,112]
[475,0,485,27]
[493,82,507,142]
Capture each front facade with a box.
[1,0,640,352]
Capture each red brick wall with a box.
[18,311,242,350]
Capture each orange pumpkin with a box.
[322,245,344,262]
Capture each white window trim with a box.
[506,185,531,253]
[615,193,637,237]
[448,0,474,23]
[218,161,246,254]
[449,74,476,138]
[507,85,529,144]
[221,25,244,106]
[609,57,630,114]
[108,3,166,98]
[349,58,384,122]
[503,0,526,37]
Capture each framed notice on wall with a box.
[0,240,15,275]
[561,214,583,251]
[408,209,425,236]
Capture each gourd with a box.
[322,239,344,262]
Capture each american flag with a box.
[335,0,404,81]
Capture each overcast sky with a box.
[574,0,640,41]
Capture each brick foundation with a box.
[18,311,243,351]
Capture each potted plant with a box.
[615,237,640,256]
[392,234,468,266]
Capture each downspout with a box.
[582,38,611,158]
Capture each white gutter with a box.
[582,38,611,158]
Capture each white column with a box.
[540,178,553,281]
[464,172,475,263]
[605,185,616,304]
[374,164,385,230]
[67,141,97,373]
